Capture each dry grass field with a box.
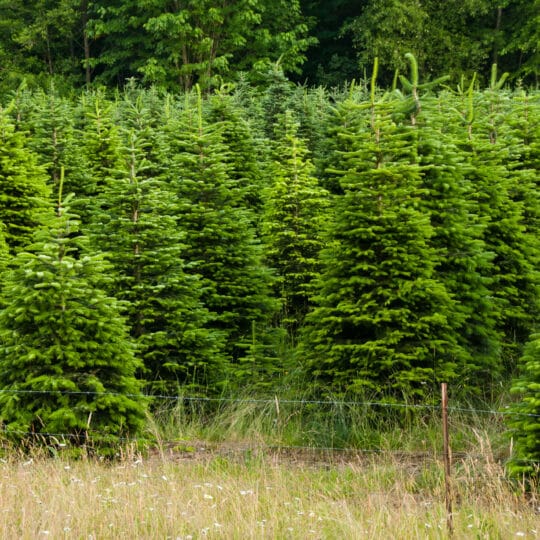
[0,444,538,539]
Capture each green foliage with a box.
[507,334,540,481]
[205,89,267,216]
[0,107,51,252]
[461,87,539,369]
[0,0,91,93]
[88,123,228,394]
[88,0,314,91]
[0,195,147,454]
[0,0,538,92]
[300,93,465,399]
[339,0,538,87]
[160,90,278,380]
[262,111,329,341]
[416,96,501,389]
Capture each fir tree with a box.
[0,108,51,252]
[395,58,502,391]
[507,333,540,481]
[300,88,464,400]
[0,187,146,454]
[206,89,267,216]
[64,92,125,226]
[418,99,501,390]
[262,111,329,342]
[88,128,228,394]
[22,86,77,188]
[161,90,277,379]
[460,82,539,371]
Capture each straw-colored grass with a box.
[0,447,537,539]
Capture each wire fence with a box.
[0,387,538,465]
[0,388,538,417]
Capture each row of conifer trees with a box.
[0,64,538,470]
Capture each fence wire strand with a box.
[0,388,538,417]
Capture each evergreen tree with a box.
[64,91,125,226]
[262,111,329,342]
[0,108,51,252]
[300,87,464,399]
[161,90,277,379]
[395,57,501,390]
[0,189,146,453]
[507,333,540,481]
[460,80,539,371]
[23,85,77,187]
[418,97,501,389]
[88,128,228,394]
[206,88,267,217]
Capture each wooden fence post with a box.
[442,382,453,537]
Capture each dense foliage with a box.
[0,1,538,93]
[0,46,537,468]
[507,333,540,482]
[0,193,147,453]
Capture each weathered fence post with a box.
[442,382,453,537]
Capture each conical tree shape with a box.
[300,93,464,400]
[160,89,277,377]
[397,67,502,392]
[507,333,540,481]
[64,91,126,227]
[21,85,77,188]
[0,189,146,453]
[88,128,228,394]
[0,108,51,252]
[262,111,329,343]
[459,85,539,371]
[206,89,268,217]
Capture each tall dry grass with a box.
[0,445,537,539]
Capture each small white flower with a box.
[203,493,213,500]
[515,533,525,537]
